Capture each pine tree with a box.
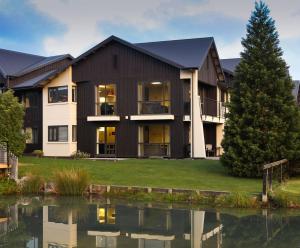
[221,1,300,177]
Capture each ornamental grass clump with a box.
[54,168,89,196]
[21,174,44,194]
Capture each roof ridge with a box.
[134,37,214,45]
[0,48,45,58]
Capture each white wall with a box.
[42,67,77,157]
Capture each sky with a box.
[0,0,299,79]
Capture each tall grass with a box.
[54,168,89,196]
[21,174,44,194]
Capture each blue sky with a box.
[0,0,299,79]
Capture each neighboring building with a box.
[72,36,230,158]
[0,48,77,156]
[293,80,300,105]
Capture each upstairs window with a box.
[97,84,116,115]
[22,92,38,108]
[48,86,68,103]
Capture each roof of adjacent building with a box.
[0,48,72,77]
[74,35,219,70]
[293,80,300,99]
[220,58,241,74]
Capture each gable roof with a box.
[73,35,222,73]
[0,48,73,78]
[0,48,44,77]
[135,37,214,69]
[220,58,241,74]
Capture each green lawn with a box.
[19,156,262,193]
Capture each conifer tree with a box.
[221,1,300,177]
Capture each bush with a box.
[215,192,259,208]
[32,150,44,158]
[70,150,90,159]
[21,174,44,194]
[0,178,19,195]
[54,168,90,196]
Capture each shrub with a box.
[21,174,44,194]
[71,150,90,159]
[0,178,19,195]
[32,150,44,158]
[215,192,259,208]
[54,168,89,196]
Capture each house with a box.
[0,48,77,156]
[72,35,230,158]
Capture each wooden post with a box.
[268,169,273,192]
[262,169,268,203]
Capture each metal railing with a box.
[138,100,170,114]
[201,98,227,119]
[139,143,170,157]
[97,143,116,156]
[96,102,117,116]
[262,159,289,203]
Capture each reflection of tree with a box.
[53,196,90,222]
[0,221,31,247]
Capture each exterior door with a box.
[97,127,116,156]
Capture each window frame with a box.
[48,86,68,103]
[48,125,68,142]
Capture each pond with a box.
[0,196,299,247]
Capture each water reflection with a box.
[0,197,299,247]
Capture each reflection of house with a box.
[85,204,222,248]
[0,204,18,240]
[43,206,77,248]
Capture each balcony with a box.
[201,98,227,119]
[96,102,117,116]
[138,100,170,115]
[138,143,170,157]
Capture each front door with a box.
[97,127,116,156]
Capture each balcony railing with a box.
[97,143,116,156]
[138,101,170,115]
[96,102,117,116]
[139,143,170,157]
[201,98,227,119]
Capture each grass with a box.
[54,168,89,195]
[19,156,262,194]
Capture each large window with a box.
[138,125,170,157]
[25,127,38,144]
[48,86,68,103]
[22,92,38,108]
[48,126,68,142]
[97,84,116,115]
[97,126,116,155]
[138,81,170,114]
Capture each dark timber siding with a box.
[73,40,185,158]
[199,50,218,86]
[15,89,43,153]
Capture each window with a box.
[97,84,116,115]
[48,126,68,142]
[25,127,38,144]
[72,86,77,102]
[48,86,68,103]
[22,92,38,108]
[138,81,171,114]
[72,125,77,142]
